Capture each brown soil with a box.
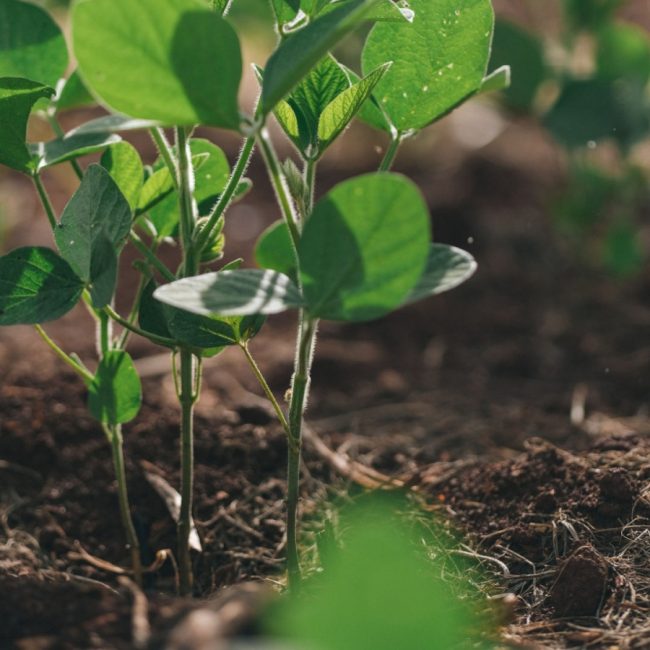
[1,117,649,648]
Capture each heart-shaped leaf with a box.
[362,0,494,132]
[88,350,142,425]
[299,173,430,321]
[0,247,84,325]
[154,269,303,317]
[54,165,132,307]
[73,0,242,128]
[0,78,55,174]
[403,244,476,306]
[262,0,381,113]
[0,0,68,88]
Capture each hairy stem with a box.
[32,174,57,230]
[103,305,176,348]
[34,325,94,383]
[177,348,196,595]
[106,423,143,586]
[149,128,179,189]
[194,135,255,254]
[176,127,198,278]
[129,232,176,282]
[379,133,402,172]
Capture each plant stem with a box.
[98,309,112,356]
[34,325,94,383]
[303,158,316,214]
[106,423,143,586]
[194,134,255,253]
[130,232,176,282]
[256,127,301,250]
[240,343,290,436]
[176,127,198,278]
[177,348,196,595]
[149,128,179,189]
[32,174,57,230]
[379,133,402,172]
[103,305,176,348]
[286,316,317,591]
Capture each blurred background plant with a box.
[489,0,650,278]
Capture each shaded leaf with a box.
[0,247,84,325]
[30,132,121,171]
[68,115,161,136]
[255,220,296,277]
[154,269,303,317]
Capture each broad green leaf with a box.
[154,269,303,316]
[362,0,494,132]
[30,132,121,172]
[73,0,242,128]
[149,139,230,238]
[0,247,84,325]
[317,62,391,154]
[545,79,650,150]
[101,142,145,212]
[0,78,54,173]
[137,168,176,216]
[68,115,161,136]
[267,497,481,649]
[403,244,476,305]
[597,24,650,83]
[0,0,68,89]
[55,70,95,113]
[489,20,544,110]
[299,173,430,321]
[364,0,415,22]
[255,220,296,276]
[261,0,382,113]
[54,165,132,307]
[88,350,142,425]
[140,280,264,352]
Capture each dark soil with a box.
[1,115,649,648]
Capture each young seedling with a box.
[0,0,508,595]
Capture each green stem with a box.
[130,232,176,282]
[177,348,196,595]
[176,127,198,277]
[116,274,148,351]
[286,316,317,592]
[194,135,255,254]
[240,343,290,436]
[34,325,94,384]
[256,127,301,252]
[149,128,179,189]
[98,309,112,356]
[379,133,402,172]
[106,423,143,586]
[32,174,57,230]
[103,305,176,348]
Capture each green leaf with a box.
[364,0,415,22]
[30,132,121,172]
[136,168,176,217]
[88,350,142,425]
[299,173,430,321]
[341,64,392,132]
[148,139,230,237]
[68,115,161,136]
[255,220,296,277]
[261,0,381,113]
[362,0,494,132]
[403,244,476,305]
[270,0,301,26]
[73,0,242,128]
[0,0,68,88]
[478,65,511,94]
[101,142,145,212]
[140,280,264,352]
[0,78,55,173]
[55,70,96,113]
[154,269,303,316]
[489,20,544,110]
[54,165,132,307]
[317,62,391,154]
[0,247,84,325]
[597,23,650,83]
[544,78,650,150]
